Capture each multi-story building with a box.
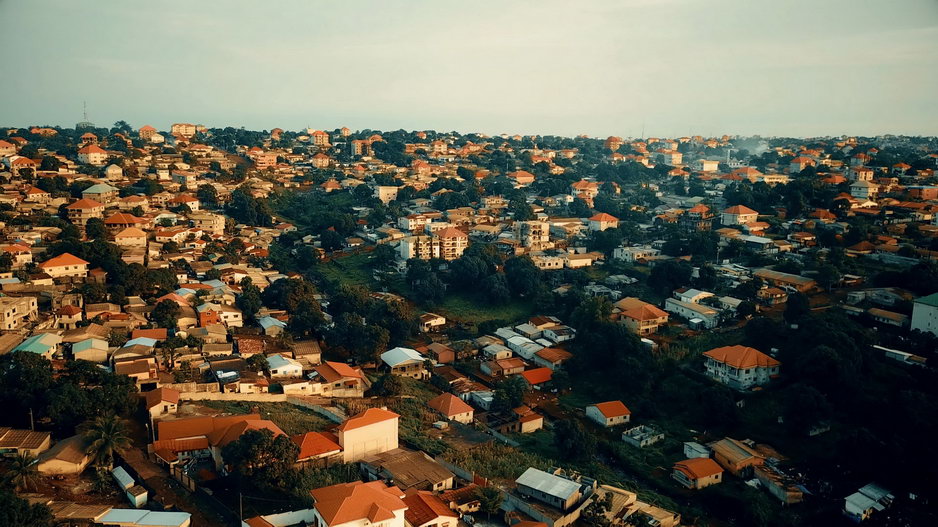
[66,198,105,226]
[721,205,759,225]
[189,213,225,235]
[702,345,780,390]
[514,221,551,250]
[911,292,938,336]
[0,296,38,330]
[77,144,108,166]
[170,123,197,138]
[398,228,468,261]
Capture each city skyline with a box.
[1,0,937,137]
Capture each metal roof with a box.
[515,467,580,500]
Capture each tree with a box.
[784,292,810,324]
[0,484,54,527]
[236,277,263,321]
[491,376,528,414]
[150,299,180,329]
[6,452,40,491]
[553,419,596,460]
[85,217,107,240]
[222,429,299,490]
[649,259,692,295]
[483,273,511,305]
[246,353,271,375]
[815,264,841,292]
[737,301,757,319]
[371,244,397,268]
[81,414,132,470]
[320,229,345,252]
[475,486,503,519]
[504,256,541,298]
[370,373,404,396]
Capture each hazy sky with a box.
[2,0,937,137]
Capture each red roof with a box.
[590,400,631,419]
[674,457,723,479]
[403,490,458,527]
[589,213,619,222]
[310,481,406,526]
[703,345,779,369]
[314,361,364,383]
[521,367,553,385]
[66,198,104,210]
[427,393,474,417]
[145,387,180,409]
[39,252,90,268]
[723,205,758,215]
[292,431,342,459]
[78,144,106,155]
[336,408,399,432]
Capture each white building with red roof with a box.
[588,212,619,232]
[77,144,108,166]
[427,393,474,424]
[702,345,780,390]
[721,205,759,226]
[586,401,632,427]
[310,480,406,527]
[336,407,399,462]
[39,253,89,279]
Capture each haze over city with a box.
[2,0,937,137]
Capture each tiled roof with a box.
[703,345,779,369]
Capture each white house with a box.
[586,401,632,427]
[721,205,758,225]
[336,407,399,462]
[267,354,303,378]
[911,293,938,336]
[702,345,780,390]
[310,480,407,527]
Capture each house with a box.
[258,315,287,336]
[309,480,407,527]
[721,205,759,226]
[360,448,455,491]
[520,367,552,389]
[309,361,368,398]
[144,387,180,427]
[702,345,780,390]
[663,298,720,329]
[515,467,583,512]
[911,292,938,336]
[153,413,285,470]
[481,357,525,377]
[403,490,458,527]
[672,458,723,489]
[427,393,474,424]
[0,295,38,330]
[293,431,343,466]
[336,407,399,462]
[39,252,89,279]
[586,401,632,428]
[844,483,893,523]
[82,183,119,204]
[13,333,63,360]
[0,427,53,457]
[419,313,446,332]
[753,268,816,292]
[381,347,428,379]
[615,297,669,335]
[613,245,661,263]
[708,437,764,477]
[267,354,303,378]
[66,198,105,226]
[114,227,148,247]
[588,213,618,232]
[77,144,108,165]
[112,466,148,508]
[36,434,93,475]
[72,338,108,362]
[532,347,572,370]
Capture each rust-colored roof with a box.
[427,393,473,417]
[674,457,723,479]
[66,198,103,210]
[77,144,106,155]
[144,387,180,409]
[105,212,144,224]
[314,361,364,383]
[404,490,458,527]
[336,408,400,432]
[310,480,406,526]
[436,226,467,239]
[589,213,618,222]
[521,367,552,385]
[723,205,758,215]
[292,432,342,460]
[39,252,90,268]
[57,304,82,316]
[623,304,668,322]
[703,345,779,369]
[157,413,260,442]
[590,400,631,418]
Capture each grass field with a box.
[198,401,332,436]
[316,253,375,287]
[434,293,536,326]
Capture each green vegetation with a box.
[198,401,331,436]
[435,293,535,325]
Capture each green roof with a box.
[915,292,938,308]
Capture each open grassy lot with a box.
[197,401,332,436]
[434,293,535,326]
[316,253,375,287]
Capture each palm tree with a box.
[81,414,132,470]
[7,452,40,491]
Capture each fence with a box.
[179,392,288,402]
[161,382,221,393]
[287,397,346,423]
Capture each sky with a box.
[2,0,937,138]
